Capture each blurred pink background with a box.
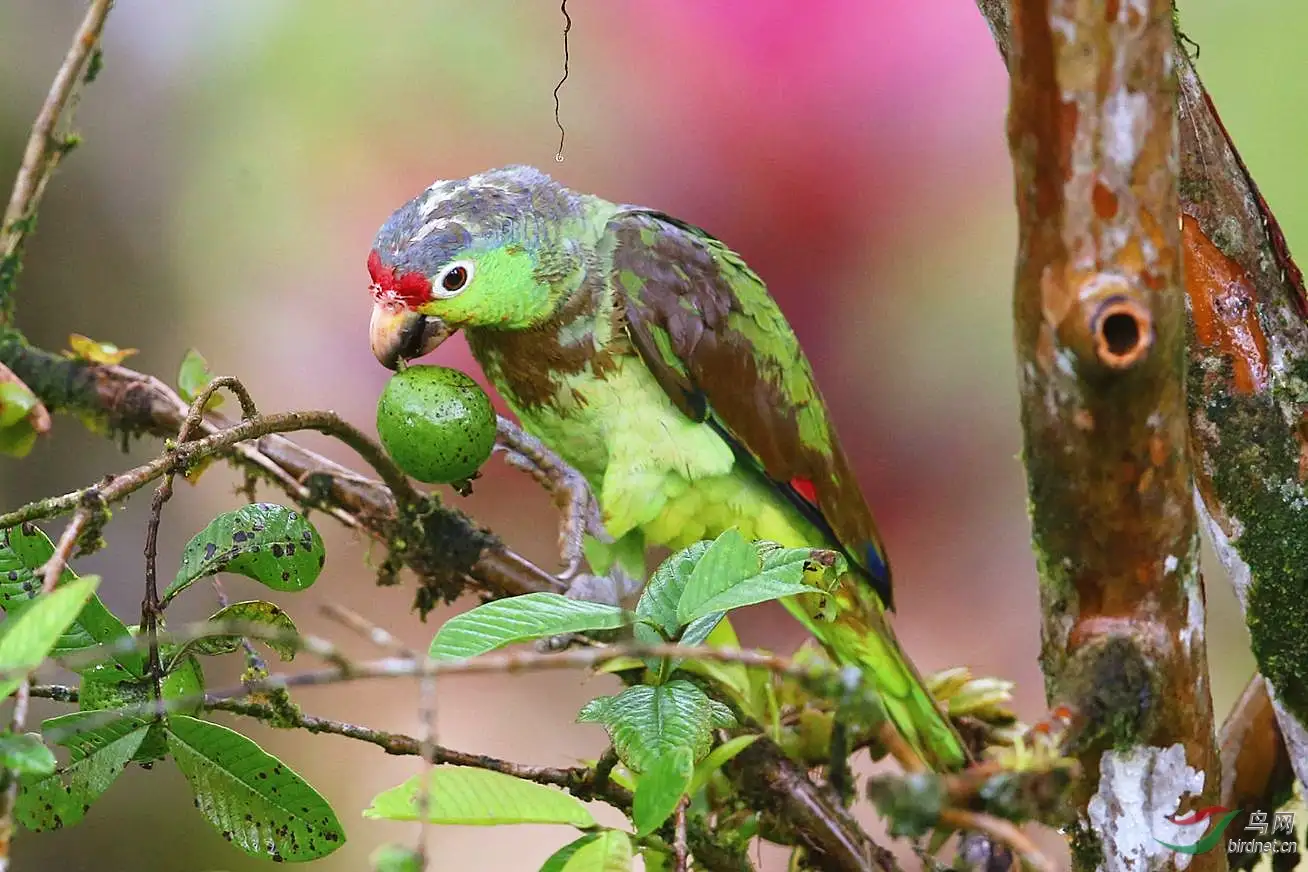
[1,1,1303,869]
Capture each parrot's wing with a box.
[606,208,894,608]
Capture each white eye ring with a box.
[433,260,475,299]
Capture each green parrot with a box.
[367,165,967,770]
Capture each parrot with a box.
[366,165,967,770]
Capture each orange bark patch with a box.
[1183,214,1270,394]
[1093,180,1119,219]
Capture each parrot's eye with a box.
[433,260,474,298]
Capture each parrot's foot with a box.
[563,567,643,608]
[494,415,611,579]
[536,567,644,652]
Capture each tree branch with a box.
[1004,2,1220,870]
[0,0,113,327]
[0,343,562,604]
[978,0,1308,803]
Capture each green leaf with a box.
[675,529,764,626]
[166,715,344,861]
[177,348,224,410]
[430,593,635,660]
[371,843,424,872]
[540,834,599,872]
[365,766,597,827]
[0,732,56,776]
[17,713,151,831]
[678,576,816,626]
[172,600,299,664]
[676,537,822,626]
[688,734,760,796]
[559,830,632,872]
[0,524,141,674]
[0,575,100,699]
[163,504,325,605]
[633,747,693,836]
[576,680,735,773]
[636,541,712,634]
[0,382,39,457]
[640,847,669,872]
[78,650,205,763]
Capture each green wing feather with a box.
[604,209,969,770]
[605,208,891,601]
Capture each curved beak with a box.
[369,302,455,370]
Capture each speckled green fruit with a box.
[79,639,204,762]
[376,365,497,484]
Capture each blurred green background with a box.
[0,1,1303,869]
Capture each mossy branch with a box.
[1003,1,1221,869]
[980,0,1308,806]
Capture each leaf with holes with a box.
[0,524,140,674]
[0,576,101,699]
[170,600,299,665]
[17,713,151,831]
[429,593,635,660]
[365,766,597,827]
[163,504,325,605]
[556,830,632,872]
[0,732,56,777]
[576,680,735,774]
[177,348,224,410]
[632,747,693,836]
[166,715,344,861]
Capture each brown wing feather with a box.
[606,209,894,607]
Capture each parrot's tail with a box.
[782,596,969,772]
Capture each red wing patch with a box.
[789,477,818,506]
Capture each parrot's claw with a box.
[494,415,611,578]
[536,568,643,651]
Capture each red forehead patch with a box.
[368,249,432,308]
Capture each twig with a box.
[938,809,1053,872]
[0,0,114,326]
[27,684,78,703]
[144,376,256,685]
[320,602,411,654]
[672,798,689,872]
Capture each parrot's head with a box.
[367,165,591,370]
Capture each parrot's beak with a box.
[369,303,455,370]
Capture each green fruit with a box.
[376,365,497,484]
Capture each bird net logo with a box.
[1155,806,1298,856]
